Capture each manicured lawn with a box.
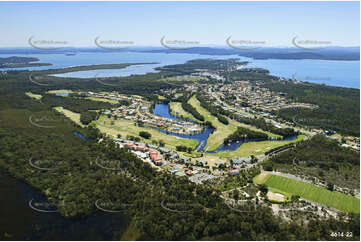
[188,95,238,151]
[253,171,271,184]
[94,115,199,150]
[169,102,197,121]
[54,107,84,127]
[214,135,306,158]
[25,92,42,100]
[256,173,360,214]
[188,95,281,152]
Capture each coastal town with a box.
[20,59,358,223]
[1,1,360,240]
[54,87,359,189]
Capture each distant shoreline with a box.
[0,47,359,61]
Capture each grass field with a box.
[53,107,84,127]
[47,89,74,94]
[25,92,42,100]
[188,95,281,152]
[94,115,199,150]
[169,102,197,121]
[157,95,166,100]
[255,172,360,213]
[86,97,119,104]
[214,135,306,158]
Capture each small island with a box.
[0,56,52,68]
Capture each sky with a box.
[0,1,359,47]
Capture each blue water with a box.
[247,58,360,89]
[51,64,161,78]
[0,52,240,78]
[153,104,180,120]
[0,169,131,240]
[209,140,246,153]
[152,126,214,152]
[152,104,299,153]
[73,131,87,141]
[55,92,70,96]
[152,103,213,152]
[0,52,358,88]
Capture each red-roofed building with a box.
[151,154,163,166]
[149,149,158,155]
[124,142,136,149]
[136,145,148,151]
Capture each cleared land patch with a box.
[267,191,285,202]
[25,92,42,100]
[86,97,119,104]
[257,173,360,213]
[253,171,271,184]
[54,107,84,127]
[47,89,74,94]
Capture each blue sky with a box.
[0,1,359,47]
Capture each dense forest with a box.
[0,104,359,240]
[42,94,116,113]
[0,63,359,240]
[267,135,360,190]
[0,56,52,68]
[80,111,99,125]
[156,58,246,75]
